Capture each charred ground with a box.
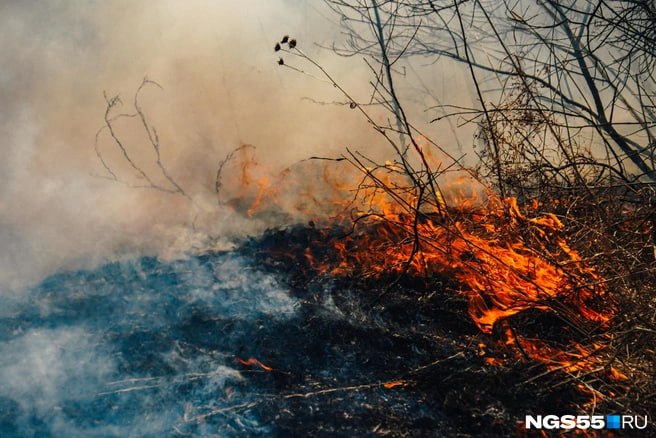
[231,224,634,437]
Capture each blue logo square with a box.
[607,415,621,429]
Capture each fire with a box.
[220,146,623,384]
[301,188,621,378]
[237,357,273,372]
[304,192,611,328]
[382,380,408,389]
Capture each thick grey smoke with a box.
[0,1,474,291]
[0,4,477,435]
[0,1,386,291]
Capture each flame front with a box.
[304,190,618,377]
[220,147,622,382]
[307,193,610,329]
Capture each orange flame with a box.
[237,357,273,372]
[383,380,408,389]
[220,147,623,384]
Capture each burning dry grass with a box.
[544,186,656,414]
[216,144,655,422]
[94,75,654,426]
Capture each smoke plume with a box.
[0,1,388,290]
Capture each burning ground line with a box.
[224,146,625,402]
[304,200,617,367]
[266,41,623,387]
[219,142,624,391]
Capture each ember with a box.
[238,357,274,371]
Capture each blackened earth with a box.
[0,226,608,437]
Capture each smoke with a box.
[0,1,475,291]
[0,5,480,434]
[0,253,298,436]
[0,0,389,291]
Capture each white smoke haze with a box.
[0,1,473,291]
[0,328,114,408]
[0,1,352,290]
[0,252,298,435]
[0,4,487,436]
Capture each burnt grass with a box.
[229,224,638,437]
[2,222,650,437]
